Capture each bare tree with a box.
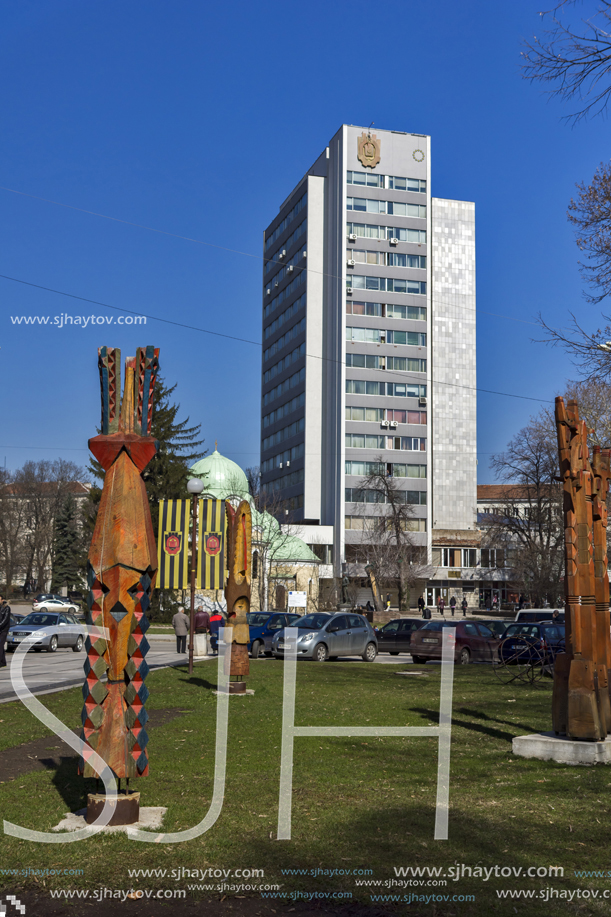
[522,1,611,123]
[538,310,611,383]
[350,460,434,612]
[0,468,28,593]
[489,415,564,606]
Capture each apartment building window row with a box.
[261,443,304,473]
[345,380,427,398]
[264,192,307,252]
[349,251,426,269]
[345,487,427,505]
[262,468,305,494]
[263,367,305,406]
[347,171,426,193]
[347,198,426,219]
[345,460,427,478]
[263,392,305,428]
[345,406,427,424]
[263,343,305,383]
[346,353,427,373]
[345,434,426,451]
[265,251,306,292]
[346,301,427,321]
[284,494,304,511]
[264,294,305,339]
[265,269,306,312]
[481,548,505,568]
[441,548,477,568]
[263,317,306,362]
[347,276,426,296]
[265,220,307,274]
[347,223,427,244]
[262,417,305,451]
[346,327,426,346]
[345,515,427,532]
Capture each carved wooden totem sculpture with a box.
[80,345,159,778]
[224,500,251,693]
[553,397,611,740]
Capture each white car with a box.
[31,593,80,615]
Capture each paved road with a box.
[0,636,416,703]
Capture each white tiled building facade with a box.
[260,125,478,606]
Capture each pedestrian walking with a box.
[172,606,190,654]
[0,595,11,669]
[418,595,425,616]
[449,596,456,617]
[461,597,468,617]
[437,595,445,616]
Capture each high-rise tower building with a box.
[260,125,477,605]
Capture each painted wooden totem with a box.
[224,500,252,693]
[553,397,611,740]
[80,345,159,778]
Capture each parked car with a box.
[247,612,302,657]
[514,610,565,624]
[376,617,426,655]
[10,612,24,626]
[31,594,81,615]
[410,620,500,665]
[272,612,378,662]
[475,619,513,639]
[498,623,566,665]
[7,611,85,653]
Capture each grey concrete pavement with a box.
[0,636,213,703]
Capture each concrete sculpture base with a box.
[193,633,209,657]
[513,732,611,766]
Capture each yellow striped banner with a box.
[157,499,190,589]
[197,498,226,589]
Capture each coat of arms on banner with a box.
[205,532,222,556]
[357,131,381,169]
[163,532,182,555]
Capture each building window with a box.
[252,551,259,579]
[345,301,427,321]
[345,515,426,532]
[262,417,305,451]
[261,443,304,473]
[346,172,426,193]
[263,294,306,338]
[346,327,426,346]
[346,301,384,317]
[481,548,504,568]
[345,406,426,424]
[345,460,427,479]
[345,487,426,505]
[264,271,306,315]
[346,170,385,188]
[263,392,305,428]
[386,303,427,321]
[388,175,426,192]
[347,198,426,218]
[263,317,306,362]
[441,548,477,567]
[261,469,305,493]
[264,219,307,273]
[347,275,426,296]
[347,222,427,243]
[345,434,426,451]
[263,344,305,383]
[264,193,307,252]
[263,367,305,406]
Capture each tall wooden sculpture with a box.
[224,500,251,693]
[553,397,611,740]
[80,346,159,785]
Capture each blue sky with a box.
[1,0,608,483]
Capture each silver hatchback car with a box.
[272,612,378,662]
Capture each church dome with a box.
[189,448,250,500]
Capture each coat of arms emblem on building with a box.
[357,131,381,169]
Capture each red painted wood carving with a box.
[553,397,611,740]
[80,345,159,778]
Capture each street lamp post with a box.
[187,477,205,674]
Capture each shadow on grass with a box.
[456,706,539,735]
[179,676,219,692]
[413,707,515,742]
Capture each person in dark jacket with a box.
[209,611,224,654]
[449,596,456,617]
[194,607,210,633]
[418,595,425,615]
[0,596,11,668]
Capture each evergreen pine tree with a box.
[51,493,85,593]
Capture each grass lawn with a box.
[1,659,611,916]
